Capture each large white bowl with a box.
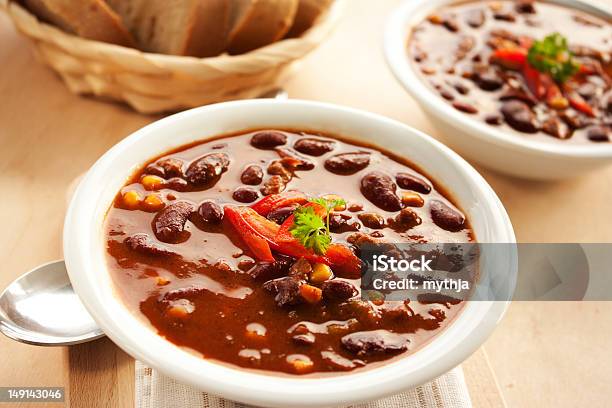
[384,0,612,180]
[64,99,515,407]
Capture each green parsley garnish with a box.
[289,197,346,255]
[527,33,580,83]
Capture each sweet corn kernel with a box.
[401,191,424,207]
[548,96,569,110]
[300,284,322,304]
[322,194,346,211]
[310,263,333,284]
[143,194,165,212]
[122,190,141,209]
[427,14,443,24]
[155,276,170,286]
[141,175,164,191]
[287,355,314,374]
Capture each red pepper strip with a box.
[326,244,362,279]
[518,37,533,50]
[250,191,308,216]
[545,82,568,108]
[567,91,595,117]
[490,48,527,70]
[224,206,277,262]
[578,64,594,75]
[522,63,546,100]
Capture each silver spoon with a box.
[0,260,103,346]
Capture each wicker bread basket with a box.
[1,0,343,114]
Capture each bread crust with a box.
[286,0,334,38]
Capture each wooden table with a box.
[1,1,611,407]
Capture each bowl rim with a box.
[63,99,515,407]
[384,0,612,159]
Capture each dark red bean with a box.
[250,131,287,149]
[185,153,229,187]
[198,201,223,224]
[360,172,402,212]
[560,111,588,129]
[395,173,431,194]
[358,212,385,229]
[485,114,503,125]
[144,164,165,178]
[454,82,470,95]
[260,175,286,196]
[341,330,410,355]
[430,200,465,232]
[473,69,503,91]
[124,233,178,257]
[439,88,455,101]
[233,187,259,203]
[577,82,597,99]
[267,204,299,224]
[293,138,336,156]
[267,160,293,182]
[442,17,459,32]
[240,165,264,185]
[325,152,371,175]
[288,258,312,280]
[452,101,478,114]
[322,280,358,301]
[165,177,189,191]
[493,11,516,22]
[501,100,538,133]
[515,0,536,13]
[152,201,195,243]
[263,277,302,307]
[587,126,609,142]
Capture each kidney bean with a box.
[276,148,315,170]
[144,164,165,178]
[260,175,286,196]
[515,0,535,13]
[465,9,485,27]
[248,261,283,280]
[267,204,299,224]
[152,201,195,243]
[233,187,259,203]
[263,277,302,307]
[452,101,478,114]
[325,152,371,175]
[124,233,178,257]
[198,201,223,224]
[322,280,358,301]
[442,17,459,32]
[485,114,503,125]
[395,173,431,194]
[500,89,538,107]
[430,200,465,232]
[250,131,287,149]
[473,69,503,91]
[240,165,263,185]
[501,100,538,133]
[454,82,470,95]
[493,11,516,22]
[341,330,410,355]
[293,138,336,156]
[185,153,229,187]
[587,126,609,142]
[360,172,402,212]
[358,212,385,229]
[577,82,597,100]
[165,177,189,191]
[560,111,588,129]
[389,208,422,232]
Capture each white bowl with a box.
[64,99,515,407]
[384,0,612,180]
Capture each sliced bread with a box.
[227,0,299,55]
[286,0,334,38]
[23,0,135,46]
[106,0,231,57]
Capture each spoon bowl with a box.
[0,260,103,346]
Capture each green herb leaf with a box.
[527,32,580,83]
[289,196,346,255]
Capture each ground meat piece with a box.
[358,212,385,229]
[124,233,178,257]
[260,175,286,196]
[389,208,422,232]
[267,160,293,182]
[185,153,229,187]
[288,258,312,281]
[322,280,358,301]
[263,277,303,307]
[329,213,361,233]
[152,201,195,243]
[275,148,315,170]
[341,330,410,355]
